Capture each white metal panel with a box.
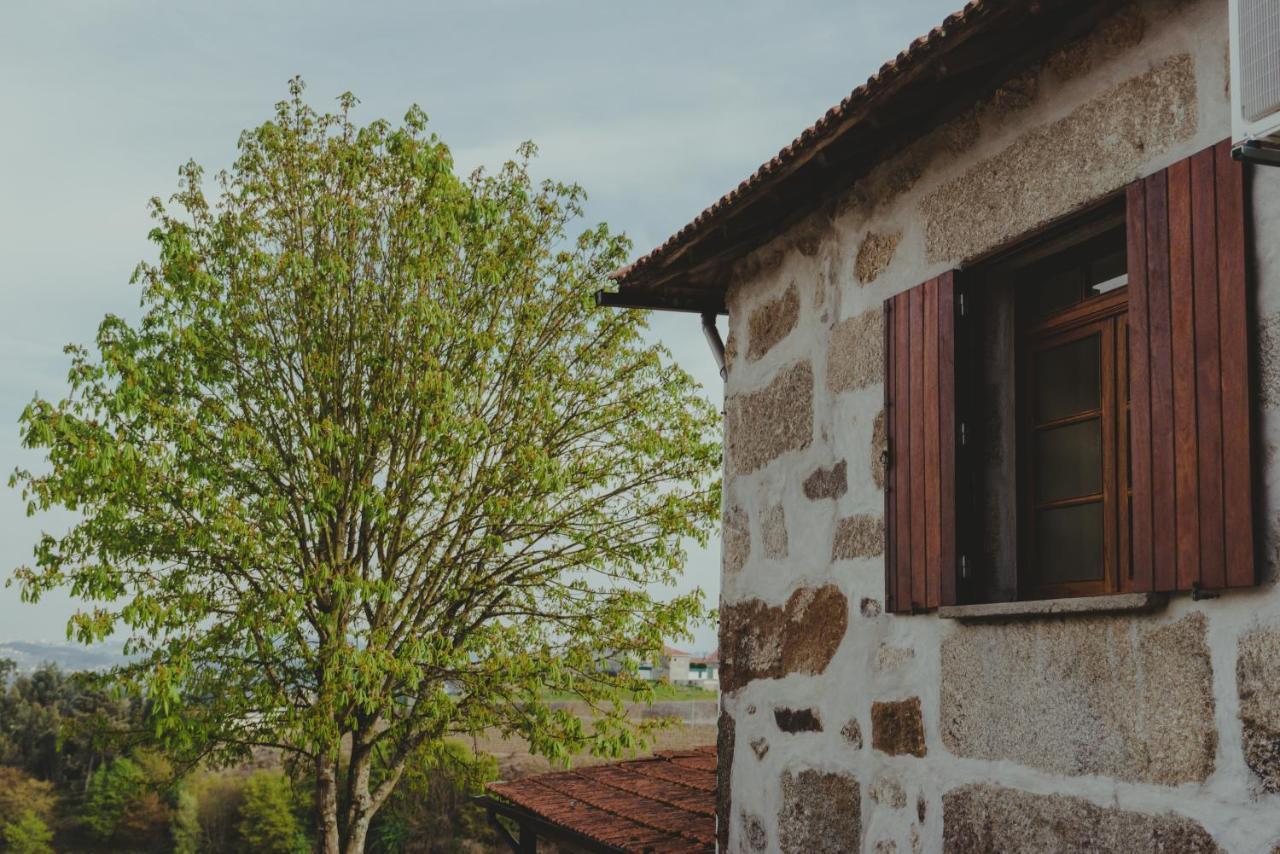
[1232,0,1280,145]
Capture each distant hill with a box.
[0,640,129,674]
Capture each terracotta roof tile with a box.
[486,746,717,853]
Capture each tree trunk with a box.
[344,813,374,854]
[342,737,375,854]
[316,756,341,854]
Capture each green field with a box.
[541,682,718,702]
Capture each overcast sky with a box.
[0,0,959,652]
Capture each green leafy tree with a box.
[2,809,55,854]
[12,79,720,853]
[0,662,134,792]
[81,756,146,841]
[239,770,308,854]
[170,787,201,854]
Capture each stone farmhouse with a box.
[598,0,1280,851]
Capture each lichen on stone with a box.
[803,460,848,500]
[1238,625,1280,792]
[841,718,863,749]
[871,697,927,758]
[832,514,885,560]
[719,585,848,693]
[826,308,883,394]
[940,611,1216,785]
[1045,2,1146,82]
[942,784,1220,853]
[761,504,788,559]
[722,504,750,578]
[856,230,903,284]
[742,811,768,851]
[872,409,888,490]
[1257,312,1280,408]
[920,53,1197,264]
[774,706,823,734]
[870,775,907,809]
[726,361,815,474]
[747,282,801,362]
[777,769,861,854]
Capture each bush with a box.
[238,770,307,854]
[2,809,55,854]
[0,766,56,827]
[187,770,248,852]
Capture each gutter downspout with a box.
[701,312,727,381]
[593,288,728,382]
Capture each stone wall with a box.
[714,1,1280,850]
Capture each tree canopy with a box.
[12,78,721,853]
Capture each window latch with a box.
[959,422,968,446]
[960,555,970,579]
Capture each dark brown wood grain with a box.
[909,286,927,609]
[1126,179,1154,593]
[894,291,913,611]
[883,273,959,613]
[883,296,897,613]
[1124,141,1254,594]
[1215,140,1254,588]
[1144,170,1178,593]
[1168,157,1200,591]
[1191,147,1226,590]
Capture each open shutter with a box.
[884,271,958,613]
[1126,140,1254,593]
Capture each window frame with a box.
[1015,281,1129,600]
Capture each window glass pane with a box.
[1088,248,1127,295]
[1034,268,1084,318]
[1035,334,1101,422]
[1035,502,1104,584]
[1035,418,1102,502]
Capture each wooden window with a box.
[1017,232,1129,599]
[882,140,1256,614]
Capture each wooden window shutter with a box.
[884,271,958,613]
[1126,140,1254,593]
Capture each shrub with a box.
[238,770,306,854]
[0,766,56,826]
[188,770,248,852]
[2,809,55,854]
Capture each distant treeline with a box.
[0,660,497,853]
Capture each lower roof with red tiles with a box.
[484,746,716,853]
